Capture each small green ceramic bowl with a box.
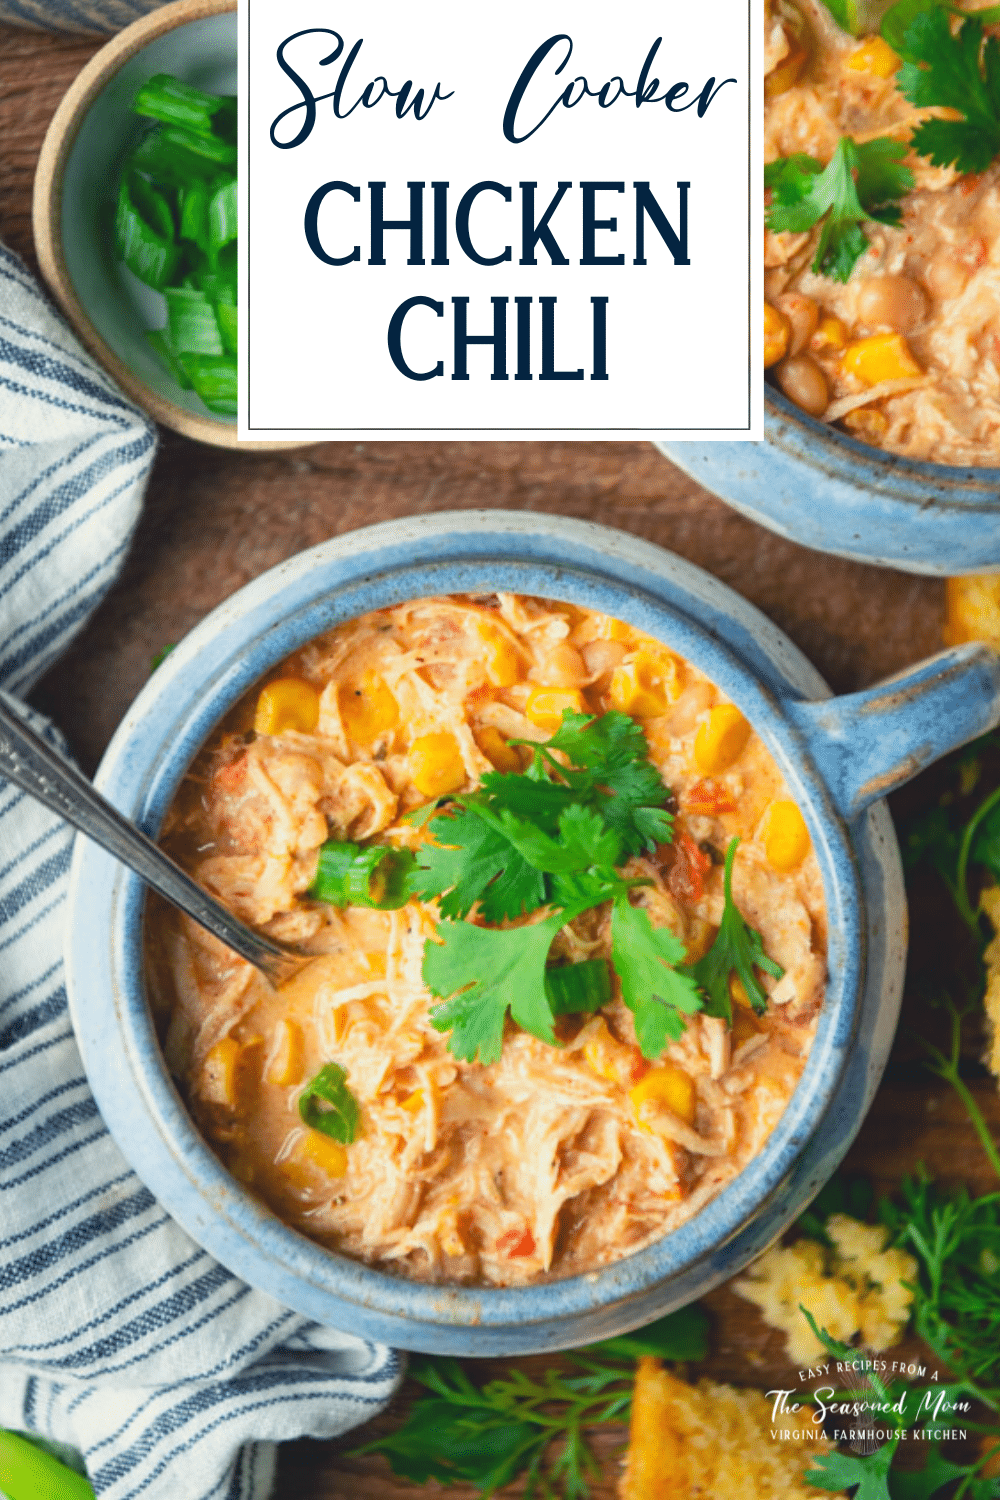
[33,0,299,450]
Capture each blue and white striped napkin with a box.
[0,244,402,1499]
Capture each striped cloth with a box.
[0,245,402,1498]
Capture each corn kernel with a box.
[254,678,320,736]
[400,1089,424,1113]
[524,686,586,732]
[583,1018,644,1087]
[764,303,791,368]
[301,1131,348,1177]
[478,626,522,687]
[630,1065,697,1126]
[588,613,633,643]
[610,648,682,719]
[410,730,467,797]
[730,975,752,1011]
[764,800,811,872]
[474,724,521,773]
[694,704,751,774]
[841,333,923,385]
[847,37,900,77]
[943,574,1000,647]
[265,1019,303,1088]
[811,314,848,353]
[732,1007,764,1047]
[765,35,808,99]
[200,1035,260,1115]
[339,672,399,745]
[842,406,888,440]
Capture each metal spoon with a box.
[0,694,310,987]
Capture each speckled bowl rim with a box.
[66,512,870,1349]
[31,0,305,452]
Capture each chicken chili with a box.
[147,594,827,1286]
[765,0,1000,463]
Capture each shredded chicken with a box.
[151,595,826,1286]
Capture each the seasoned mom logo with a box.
[768,1359,972,1449]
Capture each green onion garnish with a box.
[545,958,612,1015]
[115,73,238,417]
[310,841,416,909]
[298,1064,361,1143]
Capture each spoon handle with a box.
[0,694,302,986]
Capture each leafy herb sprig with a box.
[353,1305,709,1499]
[799,1312,999,1500]
[310,709,785,1066]
[894,6,1000,176]
[765,138,914,282]
[410,709,700,1065]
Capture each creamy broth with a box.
[147,594,827,1286]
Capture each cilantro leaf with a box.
[479,801,624,875]
[423,909,567,1063]
[611,896,703,1058]
[898,9,1000,174]
[806,1443,897,1499]
[410,806,545,923]
[525,709,675,856]
[687,837,784,1022]
[766,137,913,282]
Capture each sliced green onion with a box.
[129,128,218,183]
[133,74,236,138]
[165,287,224,356]
[115,177,179,289]
[216,302,238,355]
[545,958,612,1015]
[208,177,238,256]
[146,329,193,388]
[310,841,416,909]
[160,123,237,168]
[179,355,237,415]
[179,181,210,246]
[298,1063,361,1143]
[0,1431,94,1500]
[118,73,238,416]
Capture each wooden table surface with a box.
[3,22,999,1499]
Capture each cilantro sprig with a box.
[411,709,698,1065]
[765,138,914,282]
[687,837,784,1023]
[352,1305,709,1498]
[896,7,1000,175]
[309,709,785,1067]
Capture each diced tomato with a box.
[497,1225,535,1258]
[684,778,736,815]
[214,753,248,793]
[668,832,712,905]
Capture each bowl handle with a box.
[786,643,1000,822]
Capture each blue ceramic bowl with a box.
[65,513,1000,1354]
[658,387,1000,577]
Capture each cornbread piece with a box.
[944,576,1000,648]
[734,1213,917,1364]
[620,1359,843,1499]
